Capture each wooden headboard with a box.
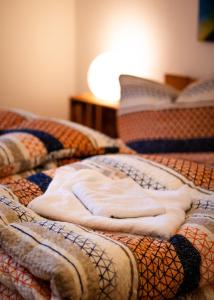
[165,74,196,90]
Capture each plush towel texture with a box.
[29,168,193,238]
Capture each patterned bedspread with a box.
[0,109,213,300]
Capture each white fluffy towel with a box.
[29,168,193,238]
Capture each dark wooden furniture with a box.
[165,74,196,90]
[69,92,119,138]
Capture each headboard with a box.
[165,74,196,90]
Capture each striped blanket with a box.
[0,109,213,299]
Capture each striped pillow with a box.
[0,117,121,178]
[118,75,214,155]
[176,78,214,103]
[119,75,179,115]
[0,108,36,130]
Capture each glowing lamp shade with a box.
[87,52,122,103]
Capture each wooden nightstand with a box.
[69,92,119,138]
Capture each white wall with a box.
[1,0,214,117]
[0,0,76,119]
[75,0,214,93]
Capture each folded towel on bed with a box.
[71,170,191,218]
[29,167,193,238]
[71,170,163,218]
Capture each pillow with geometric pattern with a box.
[118,75,214,156]
[0,108,36,130]
[0,117,124,178]
[176,78,214,103]
[119,74,179,112]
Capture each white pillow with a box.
[176,78,214,103]
[119,75,179,107]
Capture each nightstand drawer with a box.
[69,93,118,138]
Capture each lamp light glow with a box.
[87,50,153,104]
[87,52,122,103]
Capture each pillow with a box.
[118,75,214,155]
[0,108,36,130]
[119,74,179,115]
[0,117,123,178]
[176,78,214,103]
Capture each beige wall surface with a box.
[0,0,76,119]
[0,0,214,118]
[75,0,214,93]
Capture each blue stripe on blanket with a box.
[170,234,201,296]
[28,173,52,192]
[127,138,214,153]
[104,146,119,153]
[0,129,63,152]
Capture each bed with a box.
[0,85,213,300]
[118,73,214,167]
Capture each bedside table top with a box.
[72,92,119,110]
